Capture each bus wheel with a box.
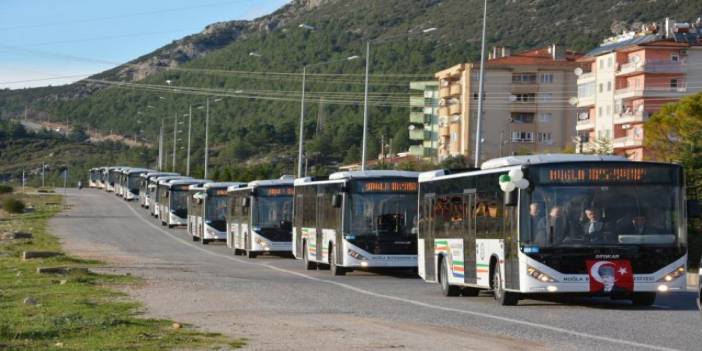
[247,251,257,259]
[201,238,209,245]
[631,292,656,306]
[167,224,174,229]
[192,235,199,242]
[492,264,518,306]
[303,242,317,270]
[330,245,346,276]
[439,256,461,296]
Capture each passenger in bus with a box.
[618,215,661,235]
[580,207,610,239]
[528,202,543,237]
[536,206,573,245]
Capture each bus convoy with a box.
[87,154,701,307]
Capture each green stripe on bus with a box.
[451,260,463,266]
[476,263,489,267]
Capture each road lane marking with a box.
[119,198,680,351]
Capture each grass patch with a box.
[0,193,245,350]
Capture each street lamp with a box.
[474,0,488,167]
[297,55,360,178]
[197,97,223,179]
[361,27,437,170]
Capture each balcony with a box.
[576,95,595,107]
[408,145,425,157]
[410,111,425,124]
[612,136,643,149]
[409,128,425,141]
[439,87,451,98]
[617,60,685,77]
[449,83,461,96]
[410,96,425,107]
[614,85,687,100]
[448,103,461,115]
[613,111,645,124]
[576,72,595,84]
[439,106,449,117]
[576,118,595,131]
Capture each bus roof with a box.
[141,172,179,179]
[480,154,628,170]
[329,170,420,180]
[125,168,152,175]
[203,182,245,190]
[163,179,211,188]
[153,176,189,184]
[247,175,295,188]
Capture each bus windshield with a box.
[522,184,681,247]
[206,196,228,221]
[170,191,189,211]
[345,193,417,239]
[254,196,293,229]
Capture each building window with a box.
[607,57,613,68]
[598,107,603,117]
[598,83,603,93]
[512,131,535,143]
[578,132,590,143]
[606,105,611,116]
[512,73,537,84]
[538,92,553,102]
[578,82,595,97]
[670,79,679,90]
[514,93,535,102]
[539,73,554,84]
[510,112,535,124]
[537,132,553,144]
[599,59,604,69]
[607,81,612,92]
[539,112,552,123]
[671,53,679,62]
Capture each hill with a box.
[2,0,702,179]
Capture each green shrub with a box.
[0,184,13,194]
[2,197,25,213]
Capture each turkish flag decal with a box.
[586,260,634,293]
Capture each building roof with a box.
[583,34,660,58]
[487,47,582,67]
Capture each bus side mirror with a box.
[241,197,250,208]
[688,199,701,218]
[504,190,517,207]
[331,194,342,208]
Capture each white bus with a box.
[140,172,178,208]
[88,168,100,188]
[121,168,151,200]
[105,167,125,193]
[149,175,187,217]
[158,178,210,228]
[293,171,419,275]
[188,182,244,244]
[226,177,294,258]
[417,154,698,306]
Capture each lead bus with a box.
[293,171,419,275]
[417,154,698,306]
[226,177,295,258]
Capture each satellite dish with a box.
[574,67,583,76]
[569,97,579,106]
[631,55,641,64]
[408,125,416,131]
[637,104,644,112]
[508,95,517,102]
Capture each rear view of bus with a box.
[227,177,294,258]
[418,155,696,306]
[293,171,419,275]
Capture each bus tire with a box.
[167,224,174,229]
[202,238,209,245]
[631,292,656,306]
[492,264,518,306]
[192,235,199,242]
[439,256,461,296]
[330,244,346,276]
[303,242,317,270]
[247,251,257,259]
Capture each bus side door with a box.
[315,192,325,263]
[463,189,477,285]
[421,193,436,281]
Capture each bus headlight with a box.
[657,265,685,282]
[255,238,269,248]
[527,265,558,283]
[347,249,367,261]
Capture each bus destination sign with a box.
[212,189,228,196]
[538,164,678,185]
[356,181,418,193]
[259,187,294,197]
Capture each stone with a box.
[59,280,68,285]
[54,342,64,347]
[0,231,32,240]
[22,251,62,260]
[172,322,182,329]
[23,297,38,305]
[36,267,88,275]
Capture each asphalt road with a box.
[50,189,702,351]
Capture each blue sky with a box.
[0,0,289,89]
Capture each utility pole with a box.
[186,104,192,176]
[204,98,210,179]
[474,0,488,168]
[158,119,164,171]
[297,66,306,178]
[172,112,177,172]
[361,41,371,171]
[42,163,45,188]
[21,169,25,194]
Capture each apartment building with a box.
[407,81,439,160]
[575,19,702,160]
[434,45,581,163]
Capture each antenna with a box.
[574,67,583,76]
[630,55,641,65]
